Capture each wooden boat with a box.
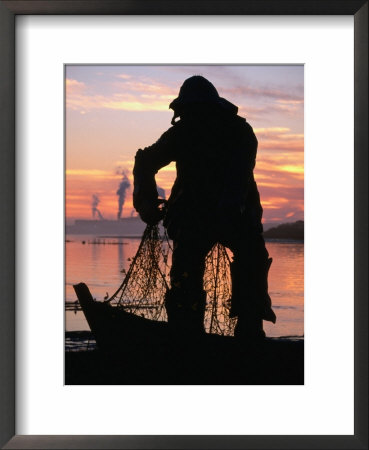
[72,282,304,385]
[73,282,171,353]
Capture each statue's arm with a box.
[133,127,176,222]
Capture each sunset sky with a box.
[66,65,304,224]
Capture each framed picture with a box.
[1,1,367,449]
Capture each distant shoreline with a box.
[263,220,304,241]
[66,219,304,241]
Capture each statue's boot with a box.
[230,257,276,341]
[234,313,265,341]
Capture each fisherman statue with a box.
[133,76,276,341]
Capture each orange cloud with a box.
[254,127,291,134]
[249,127,305,154]
[66,169,114,177]
[280,164,304,176]
[66,76,178,113]
[67,92,173,113]
[116,73,132,80]
[101,98,169,112]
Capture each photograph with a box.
[65,65,304,385]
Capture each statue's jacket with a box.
[133,111,264,240]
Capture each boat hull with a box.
[73,282,170,352]
[71,283,304,385]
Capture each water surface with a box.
[66,235,303,338]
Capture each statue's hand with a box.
[139,202,164,226]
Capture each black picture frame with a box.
[0,1,367,449]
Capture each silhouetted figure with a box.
[133,76,276,340]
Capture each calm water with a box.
[66,235,304,338]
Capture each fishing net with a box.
[107,224,236,336]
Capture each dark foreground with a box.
[68,283,304,385]
[65,332,304,385]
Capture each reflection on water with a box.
[66,235,304,338]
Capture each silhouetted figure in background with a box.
[133,76,276,340]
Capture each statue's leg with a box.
[165,236,211,335]
[227,232,276,340]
